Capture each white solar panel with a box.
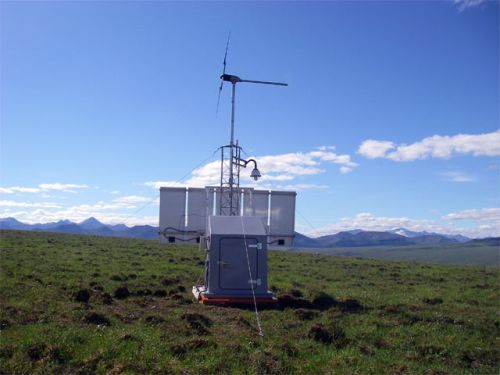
[159,187,186,243]
[249,189,270,232]
[159,186,296,246]
[242,188,254,216]
[185,188,207,232]
[269,191,296,246]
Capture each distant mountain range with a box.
[294,229,500,248]
[1,217,497,248]
[0,217,158,240]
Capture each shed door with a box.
[219,237,259,290]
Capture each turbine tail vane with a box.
[239,79,288,86]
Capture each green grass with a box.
[1,230,499,374]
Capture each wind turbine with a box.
[216,38,288,216]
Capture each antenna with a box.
[217,52,288,216]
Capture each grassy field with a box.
[290,243,500,266]
[0,230,498,374]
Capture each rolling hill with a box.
[0,230,498,374]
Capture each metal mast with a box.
[218,74,287,216]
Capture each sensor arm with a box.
[234,157,261,180]
[244,158,259,170]
[234,157,258,169]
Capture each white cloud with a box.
[309,150,358,168]
[256,183,329,191]
[0,187,42,194]
[263,174,295,181]
[309,211,500,239]
[443,208,500,222]
[438,171,476,183]
[146,147,357,190]
[0,200,61,208]
[144,181,186,189]
[312,212,434,236]
[454,0,486,11]
[0,191,160,226]
[317,146,336,151]
[38,183,89,192]
[278,183,329,190]
[357,140,395,159]
[113,195,153,205]
[0,183,89,195]
[357,130,500,161]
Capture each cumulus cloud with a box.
[309,150,358,168]
[317,146,337,151]
[0,183,89,195]
[0,192,160,227]
[438,171,476,183]
[312,213,435,236]
[252,183,329,191]
[38,183,88,191]
[0,200,61,208]
[146,147,357,190]
[309,211,500,239]
[0,187,42,194]
[357,140,395,159]
[113,195,153,205]
[279,183,329,190]
[357,130,500,161]
[443,208,500,222]
[144,181,186,189]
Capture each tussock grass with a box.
[0,230,499,374]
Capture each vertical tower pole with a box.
[230,83,236,147]
[229,82,236,215]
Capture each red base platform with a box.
[192,285,278,305]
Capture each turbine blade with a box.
[222,32,230,75]
[216,81,224,117]
[217,32,230,117]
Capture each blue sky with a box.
[1,0,498,237]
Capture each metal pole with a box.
[231,83,236,147]
[219,147,224,215]
[229,83,236,215]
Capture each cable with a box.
[160,226,201,235]
[171,148,220,188]
[296,209,323,238]
[122,148,220,226]
[240,148,322,238]
[240,214,264,338]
